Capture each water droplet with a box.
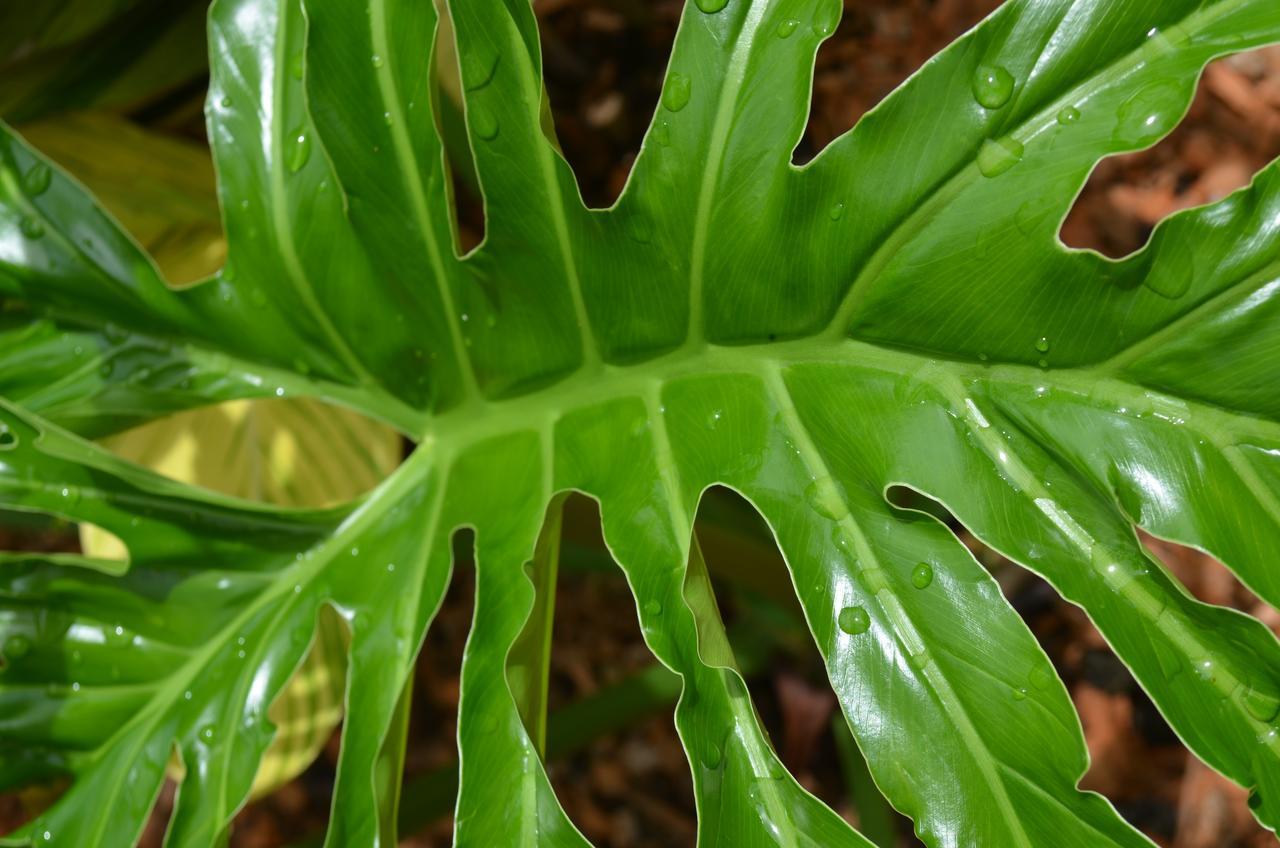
[1034,336,1050,353]
[1112,81,1184,148]
[386,562,396,573]
[286,127,311,172]
[1057,105,1081,125]
[371,54,384,69]
[3,634,31,659]
[290,51,304,80]
[20,216,44,239]
[1029,665,1055,690]
[462,49,499,91]
[805,478,849,521]
[651,120,671,147]
[858,567,890,594]
[199,724,217,743]
[976,137,1024,178]
[183,689,193,701]
[106,624,129,646]
[663,73,691,112]
[702,739,724,769]
[1193,658,1217,684]
[350,546,360,557]
[643,599,663,617]
[695,0,728,12]
[1012,687,1028,701]
[972,65,1014,109]
[837,606,871,635]
[828,201,845,221]
[1037,358,1049,368]
[220,96,232,109]
[383,111,393,127]
[811,4,839,37]
[0,428,17,450]
[911,562,934,589]
[59,486,80,505]
[1242,683,1280,723]
[1145,237,1194,299]
[23,163,52,197]
[471,104,500,140]
[776,18,799,38]
[274,386,285,397]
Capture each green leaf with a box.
[3,0,1280,846]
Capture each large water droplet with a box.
[644,599,663,617]
[805,478,849,521]
[3,633,31,659]
[462,48,500,91]
[471,105,500,141]
[972,65,1014,109]
[286,127,311,173]
[371,54,385,69]
[702,739,724,769]
[1145,237,1194,299]
[776,18,799,38]
[1242,683,1280,723]
[695,0,728,12]
[837,606,871,635]
[1112,81,1184,148]
[19,216,44,239]
[811,5,839,37]
[1034,336,1050,354]
[828,201,845,221]
[1057,105,1081,125]
[911,562,934,589]
[976,137,1024,178]
[663,73,691,112]
[1012,686,1028,701]
[23,163,52,197]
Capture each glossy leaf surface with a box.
[2,0,1280,846]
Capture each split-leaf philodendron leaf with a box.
[2,0,1279,845]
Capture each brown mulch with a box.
[3,2,1280,847]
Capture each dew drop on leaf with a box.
[3,634,31,659]
[972,65,1014,109]
[1029,665,1055,690]
[19,216,44,239]
[220,96,232,109]
[199,724,216,743]
[1145,238,1194,299]
[663,73,691,112]
[371,54,384,69]
[1034,336,1050,354]
[462,48,499,91]
[643,599,662,617]
[837,605,870,635]
[1241,683,1280,723]
[702,740,724,770]
[805,478,849,521]
[1057,105,1081,125]
[811,4,839,38]
[22,163,51,197]
[694,0,728,12]
[471,105,500,141]
[776,18,799,38]
[1112,81,1184,148]
[911,562,934,589]
[976,137,1024,178]
[651,120,671,147]
[1012,687,1028,701]
[286,127,311,173]
[828,201,845,221]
